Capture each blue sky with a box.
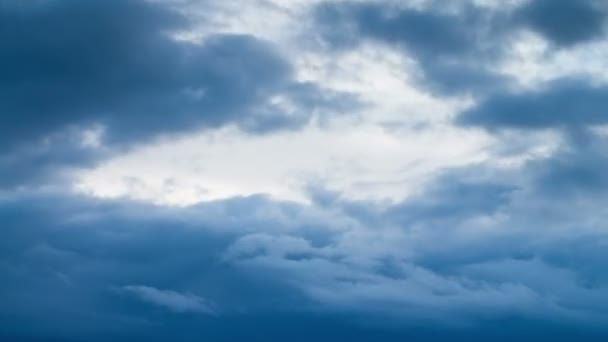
[2,0,608,340]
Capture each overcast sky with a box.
[2,0,608,340]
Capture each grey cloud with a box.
[313,1,512,95]
[0,0,356,188]
[0,1,275,147]
[3,158,608,340]
[515,0,608,46]
[313,0,608,96]
[122,285,215,314]
[0,125,108,188]
[458,80,608,130]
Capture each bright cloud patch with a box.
[75,123,495,206]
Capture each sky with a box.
[2,0,608,340]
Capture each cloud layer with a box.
[2,0,608,341]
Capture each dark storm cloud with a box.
[3,187,608,341]
[458,80,608,129]
[0,126,107,188]
[515,0,608,46]
[0,192,323,340]
[527,134,608,197]
[0,0,350,148]
[386,180,514,225]
[0,0,355,188]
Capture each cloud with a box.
[122,285,215,314]
[314,2,479,58]
[4,141,608,339]
[313,1,511,94]
[0,125,109,188]
[515,0,608,46]
[3,0,608,341]
[526,134,608,197]
[0,0,355,188]
[312,0,608,95]
[457,79,608,129]
[0,1,268,146]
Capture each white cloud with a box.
[497,30,608,88]
[74,122,495,205]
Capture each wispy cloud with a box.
[122,285,216,314]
